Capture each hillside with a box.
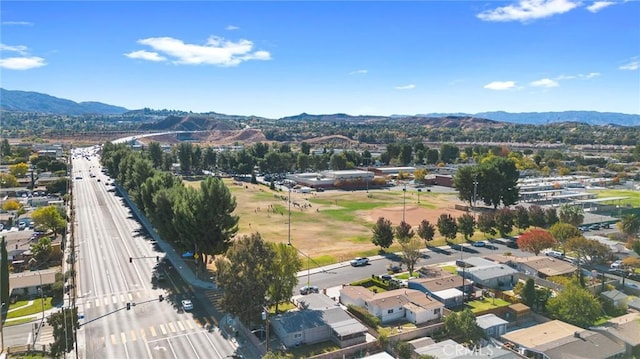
[0,88,129,115]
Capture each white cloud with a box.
[556,72,600,80]
[583,72,600,78]
[484,81,516,90]
[0,56,46,70]
[124,50,167,62]
[477,0,580,22]
[394,84,416,90]
[128,35,271,67]
[530,78,559,87]
[586,1,615,12]
[619,59,639,70]
[0,43,46,70]
[226,25,239,31]
[1,21,34,26]
[349,69,368,75]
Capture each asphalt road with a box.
[72,147,241,359]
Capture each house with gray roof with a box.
[600,289,629,309]
[413,338,521,359]
[593,313,640,357]
[270,293,367,348]
[458,258,517,290]
[476,313,508,339]
[408,274,472,308]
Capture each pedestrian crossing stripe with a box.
[160,324,167,335]
[112,295,117,304]
[130,330,136,341]
[186,321,194,330]
[110,334,116,345]
[168,322,176,333]
[120,294,126,302]
[103,297,109,306]
[177,321,185,331]
[120,332,126,344]
[128,293,133,301]
[150,326,157,337]
[95,321,207,345]
[140,328,146,340]
[95,298,100,307]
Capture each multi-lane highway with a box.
[72,147,241,359]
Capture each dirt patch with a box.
[365,205,466,228]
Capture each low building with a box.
[408,274,472,308]
[515,256,576,278]
[600,289,629,309]
[476,314,508,338]
[593,313,640,357]
[459,257,517,290]
[270,293,367,348]
[413,338,521,359]
[501,320,625,359]
[340,286,444,325]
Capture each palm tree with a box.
[558,204,584,227]
[619,214,640,239]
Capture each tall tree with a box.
[417,219,435,246]
[147,141,164,169]
[444,308,484,344]
[453,165,476,207]
[517,228,556,256]
[477,211,497,238]
[544,207,559,228]
[558,204,585,227]
[547,281,602,328]
[371,217,394,250]
[513,205,530,232]
[268,243,302,314]
[215,233,275,325]
[528,205,546,228]
[1,236,8,308]
[521,278,537,308]
[549,222,582,252]
[494,207,514,238]
[457,213,476,241]
[619,214,640,239]
[395,221,414,244]
[437,214,458,242]
[400,238,422,277]
[47,307,80,357]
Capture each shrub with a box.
[347,304,381,328]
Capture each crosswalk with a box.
[92,318,204,346]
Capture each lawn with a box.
[441,265,458,275]
[588,189,640,207]
[466,297,511,313]
[6,297,54,319]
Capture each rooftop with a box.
[501,320,583,349]
[476,314,509,330]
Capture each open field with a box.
[186,179,468,263]
[588,189,640,207]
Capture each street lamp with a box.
[472,179,478,212]
[417,188,422,204]
[288,187,291,246]
[261,306,270,353]
[402,184,407,222]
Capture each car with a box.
[350,257,369,267]
[602,223,611,229]
[299,285,319,295]
[18,222,26,230]
[579,226,589,232]
[546,250,564,259]
[379,274,393,281]
[610,260,623,269]
[472,241,486,247]
[181,299,193,311]
[389,265,402,273]
[506,240,519,249]
[589,224,601,231]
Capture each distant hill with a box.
[419,111,640,126]
[0,88,129,115]
[2,88,639,126]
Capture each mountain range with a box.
[1,88,639,126]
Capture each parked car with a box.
[379,274,393,281]
[18,222,26,230]
[602,223,611,229]
[350,257,369,267]
[389,265,402,273]
[589,224,601,231]
[546,250,564,259]
[181,299,193,311]
[299,285,319,295]
[610,260,623,269]
[472,241,486,247]
[506,240,518,249]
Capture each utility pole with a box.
[261,306,270,354]
[402,184,407,222]
[288,187,291,246]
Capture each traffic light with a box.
[126,302,131,310]
[159,295,164,302]
[129,257,132,263]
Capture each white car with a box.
[610,260,623,269]
[350,257,369,267]
[181,299,193,311]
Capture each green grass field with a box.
[588,189,640,207]
[6,297,54,319]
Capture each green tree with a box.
[437,214,458,242]
[9,162,29,178]
[453,165,476,207]
[372,217,394,250]
[457,213,476,241]
[544,207,559,228]
[547,281,602,328]
[396,340,413,359]
[147,141,164,169]
[478,157,519,208]
[444,308,484,344]
[549,222,582,252]
[0,139,10,157]
[494,207,514,237]
[268,243,302,314]
[1,237,8,308]
[31,236,52,265]
[177,142,193,174]
[400,238,422,277]
[522,278,536,307]
[47,307,80,357]
[215,233,275,325]
[477,211,497,238]
[619,214,640,239]
[0,173,19,188]
[46,178,69,195]
[395,221,414,244]
[517,228,556,256]
[558,204,584,227]
[565,236,611,274]
[2,199,22,212]
[32,205,66,236]
[417,219,435,246]
[513,205,530,232]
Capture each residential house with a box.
[270,293,367,348]
[340,286,444,325]
[593,313,640,357]
[600,289,629,310]
[514,256,576,278]
[408,274,473,308]
[501,320,625,359]
[9,269,57,297]
[476,314,508,339]
[458,257,517,290]
[412,338,521,359]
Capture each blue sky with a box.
[1,1,639,118]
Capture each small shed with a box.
[476,313,508,338]
[504,303,531,324]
